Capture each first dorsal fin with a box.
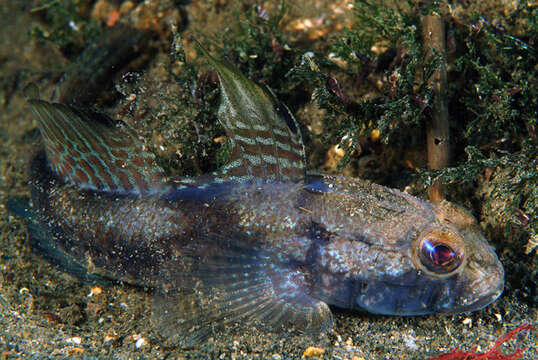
[28,99,170,195]
[201,48,306,183]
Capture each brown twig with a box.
[422,10,450,202]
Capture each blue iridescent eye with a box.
[419,237,463,274]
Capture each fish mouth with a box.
[442,288,503,314]
[441,270,504,314]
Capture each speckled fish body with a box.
[22,52,504,342]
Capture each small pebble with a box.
[65,347,84,355]
[404,335,418,350]
[303,346,325,357]
[133,334,147,348]
[462,318,472,328]
[135,337,147,348]
[88,286,102,297]
[104,333,116,343]
[66,336,82,344]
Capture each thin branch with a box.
[421,9,450,202]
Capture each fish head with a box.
[311,177,504,315]
[354,200,504,315]
[407,200,505,314]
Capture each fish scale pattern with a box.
[29,100,169,195]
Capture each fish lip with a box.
[440,275,504,314]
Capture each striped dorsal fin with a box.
[203,51,306,183]
[28,99,170,195]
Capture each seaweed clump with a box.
[288,0,434,170]
[206,1,303,100]
[114,29,224,178]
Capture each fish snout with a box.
[452,254,504,313]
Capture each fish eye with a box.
[414,229,465,276]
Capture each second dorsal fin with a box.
[28,99,170,195]
[203,50,306,183]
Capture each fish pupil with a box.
[430,244,454,265]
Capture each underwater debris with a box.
[428,323,534,360]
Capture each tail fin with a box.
[6,196,109,283]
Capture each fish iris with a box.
[420,238,461,274]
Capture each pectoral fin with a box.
[151,246,332,345]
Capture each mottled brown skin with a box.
[30,152,504,322]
